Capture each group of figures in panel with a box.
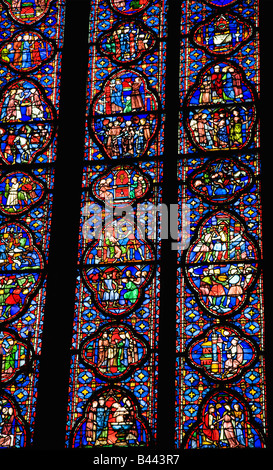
[80,324,148,380]
[182,0,265,449]
[186,211,258,316]
[98,20,156,64]
[82,217,154,318]
[91,69,159,160]
[0,0,56,447]
[185,390,264,449]
[0,30,54,73]
[1,0,52,24]
[72,387,149,447]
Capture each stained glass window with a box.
[65,0,168,448]
[176,0,267,449]
[0,0,268,454]
[0,0,65,447]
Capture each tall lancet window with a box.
[65,0,168,448]
[0,0,65,447]
[176,0,266,449]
